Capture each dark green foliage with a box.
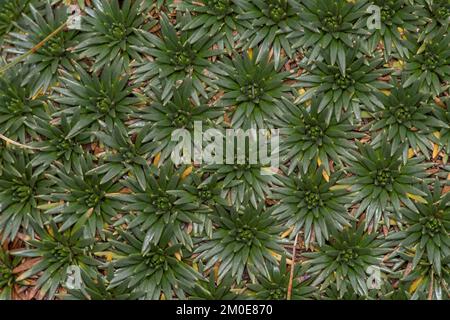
[272,166,352,246]
[0,0,449,301]
[176,0,246,51]
[0,0,36,38]
[391,251,450,300]
[41,155,123,238]
[12,222,105,299]
[366,81,448,162]
[416,0,450,41]
[29,114,90,175]
[367,0,423,57]
[76,0,155,72]
[111,162,203,250]
[5,4,78,96]
[432,97,450,154]
[247,255,315,300]
[88,126,150,184]
[195,204,285,283]
[217,47,290,129]
[186,262,243,300]
[0,67,49,143]
[52,62,140,135]
[294,0,369,72]
[296,50,392,121]
[303,224,390,297]
[0,151,53,242]
[109,228,200,299]
[403,31,450,96]
[134,81,223,163]
[275,97,362,174]
[0,246,25,299]
[388,179,450,276]
[234,0,300,67]
[64,265,145,300]
[133,13,223,102]
[340,141,431,228]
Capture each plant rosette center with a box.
[11,181,33,203]
[0,2,18,22]
[84,186,105,208]
[171,48,196,70]
[323,14,343,32]
[55,137,77,153]
[240,81,265,102]
[50,244,73,262]
[171,110,192,128]
[268,287,287,300]
[267,3,288,22]
[337,248,359,265]
[421,215,444,236]
[334,72,353,89]
[435,6,450,20]
[393,104,412,123]
[305,123,324,141]
[198,188,213,201]
[421,51,440,71]
[144,252,166,269]
[110,22,127,41]
[208,0,231,15]
[3,96,29,114]
[234,225,256,244]
[381,5,396,23]
[0,264,15,286]
[42,35,66,57]
[118,146,137,163]
[374,168,394,187]
[96,96,114,114]
[304,190,323,209]
[152,195,173,211]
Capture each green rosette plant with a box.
[64,264,144,300]
[387,179,450,276]
[303,223,390,297]
[29,114,90,175]
[186,262,244,300]
[110,162,204,251]
[132,81,223,164]
[366,0,423,57]
[0,151,53,242]
[234,0,300,68]
[271,165,353,246]
[293,0,370,73]
[109,227,201,299]
[195,204,285,283]
[133,13,223,102]
[0,246,25,299]
[216,47,291,129]
[274,97,363,174]
[75,0,156,72]
[416,0,450,41]
[5,4,78,96]
[175,0,246,51]
[40,154,123,238]
[0,67,49,143]
[366,81,449,163]
[295,50,392,122]
[340,140,432,229]
[52,62,140,136]
[402,31,450,96]
[247,255,316,300]
[12,222,106,299]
